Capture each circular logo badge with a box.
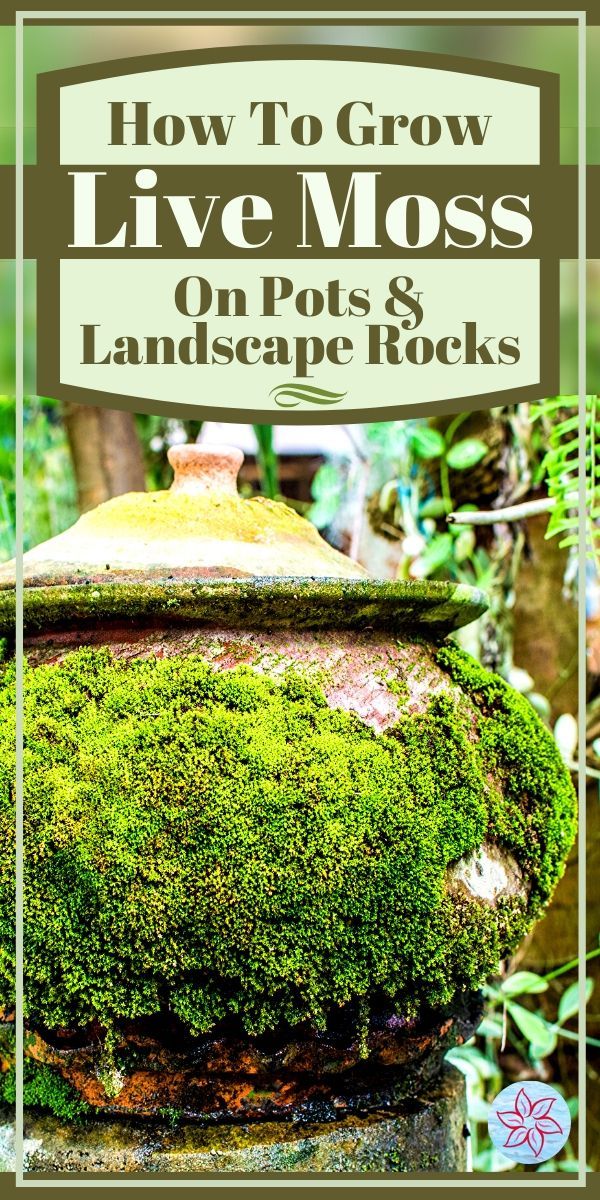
[488,1082,571,1165]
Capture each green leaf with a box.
[501,971,549,998]
[445,1047,480,1083]
[446,437,488,471]
[477,1014,504,1039]
[558,977,593,1024]
[307,463,344,530]
[554,415,580,435]
[528,692,552,721]
[529,1028,558,1059]
[446,1044,497,1080]
[409,426,446,460]
[474,1146,513,1172]
[417,532,453,576]
[419,496,452,518]
[453,528,476,563]
[507,1001,552,1047]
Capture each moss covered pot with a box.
[0,445,576,1118]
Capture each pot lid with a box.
[1,444,368,587]
[0,442,489,636]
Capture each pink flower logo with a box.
[497,1087,564,1158]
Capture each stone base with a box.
[24,1067,467,1176]
[0,1107,14,1172]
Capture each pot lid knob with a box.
[167,443,244,496]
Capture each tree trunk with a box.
[63,404,146,512]
[510,511,586,971]
[513,511,578,721]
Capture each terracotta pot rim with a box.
[2,577,488,637]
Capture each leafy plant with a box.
[307,461,346,530]
[446,947,600,1173]
[0,395,78,563]
[531,395,599,572]
[253,424,280,499]
[376,414,488,583]
[305,415,493,585]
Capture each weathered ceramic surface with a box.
[23,624,472,731]
[0,445,368,587]
[22,1067,468,1175]
[23,626,529,916]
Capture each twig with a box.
[447,488,582,526]
[542,946,600,984]
[447,496,557,525]
[546,649,578,700]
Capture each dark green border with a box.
[34,43,560,422]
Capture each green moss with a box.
[0,578,488,639]
[0,643,575,1043]
[77,488,324,544]
[0,1019,88,1121]
[0,1054,90,1122]
[24,1061,90,1120]
[0,1025,14,1101]
[435,641,577,906]
[158,1106,184,1130]
[0,1064,14,1107]
[377,671,410,705]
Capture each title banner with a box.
[35,45,561,421]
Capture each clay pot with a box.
[0,445,576,1119]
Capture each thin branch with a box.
[447,496,557,526]
[542,946,600,984]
